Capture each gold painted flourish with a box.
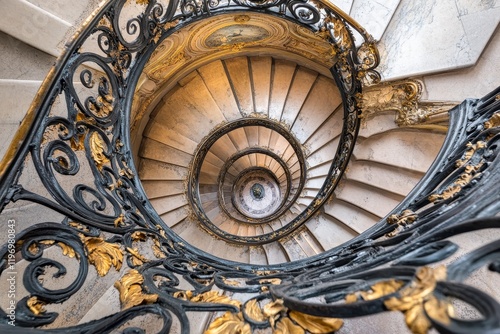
[89,132,109,170]
[275,317,305,334]
[27,296,46,315]
[114,269,158,309]
[386,210,418,237]
[384,266,453,334]
[289,311,344,334]
[346,279,404,303]
[82,236,124,276]
[205,311,251,334]
[201,292,343,333]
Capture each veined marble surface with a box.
[350,0,400,41]
[378,0,500,80]
[422,28,500,101]
[332,0,353,14]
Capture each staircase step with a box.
[224,57,254,115]
[306,213,358,251]
[291,75,342,143]
[0,0,71,57]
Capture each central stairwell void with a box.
[0,0,499,333]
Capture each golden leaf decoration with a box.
[384,266,451,334]
[83,237,123,276]
[173,290,193,300]
[126,247,148,266]
[275,317,305,334]
[259,278,282,285]
[114,269,158,310]
[152,238,166,258]
[345,293,358,304]
[27,297,46,315]
[360,280,404,301]
[205,312,251,334]
[190,291,241,309]
[289,311,344,334]
[245,299,266,322]
[131,231,147,242]
[57,242,76,258]
[28,243,39,254]
[222,276,241,287]
[456,141,486,167]
[89,132,109,170]
[263,299,286,328]
[114,214,126,227]
[484,113,500,129]
[263,299,285,318]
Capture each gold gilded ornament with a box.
[83,236,124,276]
[289,311,343,334]
[204,311,251,334]
[114,269,158,309]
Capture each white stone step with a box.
[306,213,358,251]
[140,138,193,167]
[223,57,254,115]
[0,0,72,57]
[250,56,273,115]
[149,194,188,216]
[197,60,241,121]
[323,198,380,233]
[291,75,342,143]
[269,59,296,121]
[280,67,318,127]
[353,129,445,173]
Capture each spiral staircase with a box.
[136,55,443,264]
[0,0,499,333]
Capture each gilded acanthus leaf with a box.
[331,17,352,49]
[27,296,46,315]
[114,213,126,227]
[89,132,109,170]
[429,162,483,203]
[114,269,158,310]
[484,112,500,129]
[222,276,241,287]
[259,278,282,285]
[190,291,241,309]
[263,299,286,328]
[131,231,147,241]
[57,242,76,258]
[456,141,486,167]
[263,299,285,318]
[289,311,343,334]
[245,299,266,322]
[386,210,418,237]
[127,247,148,266]
[28,242,39,254]
[83,237,123,276]
[152,238,166,258]
[384,266,451,334]
[275,317,305,334]
[360,280,404,301]
[205,312,251,334]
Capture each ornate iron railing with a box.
[0,0,499,333]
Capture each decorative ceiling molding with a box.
[131,12,337,135]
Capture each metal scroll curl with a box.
[0,0,498,333]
